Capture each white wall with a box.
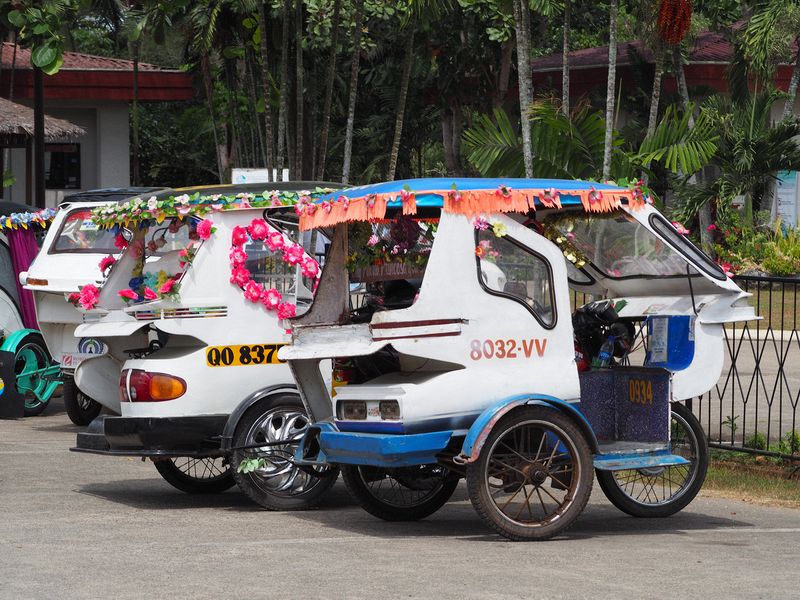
[2,100,130,207]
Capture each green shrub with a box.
[744,431,768,450]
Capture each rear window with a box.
[51,208,118,254]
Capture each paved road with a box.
[2,400,798,600]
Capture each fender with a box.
[457,394,598,463]
[219,383,298,450]
[1,328,42,353]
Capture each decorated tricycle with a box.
[283,177,757,540]
[0,203,62,418]
[68,184,340,508]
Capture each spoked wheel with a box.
[341,464,460,521]
[596,402,708,517]
[14,334,52,417]
[231,394,337,510]
[466,406,593,541]
[154,457,235,494]
[63,376,102,426]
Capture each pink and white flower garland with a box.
[230,218,321,320]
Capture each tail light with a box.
[120,369,187,402]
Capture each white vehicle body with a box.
[70,201,329,456]
[22,201,118,375]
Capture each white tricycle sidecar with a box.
[68,185,339,509]
[283,178,757,540]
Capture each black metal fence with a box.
[697,275,800,459]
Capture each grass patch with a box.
[702,458,800,508]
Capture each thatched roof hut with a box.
[0,97,85,147]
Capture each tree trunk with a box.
[386,30,415,181]
[512,0,534,177]
[276,0,292,180]
[782,40,800,120]
[258,1,275,179]
[294,0,304,179]
[674,45,714,251]
[316,0,341,179]
[562,0,570,115]
[341,0,365,185]
[441,107,457,176]
[200,52,225,182]
[451,102,463,176]
[602,0,618,181]
[495,39,513,108]
[33,67,45,208]
[130,38,141,186]
[647,43,665,137]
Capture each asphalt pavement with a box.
[1,399,798,600]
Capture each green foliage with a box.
[236,457,266,473]
[635,104,718,175]
[744,432,767,451]
[2,0,76,74]
[777,430,800,455]
[2,170,14,189]
[722,414,740,436]
[712,212,800,275]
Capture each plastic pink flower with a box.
[284,243,305,265]
[248,218,269,241]
[588,186,603,204]
[230,266,251,287]
[229,247,248,267]
[261,287,282,309]
[277,302,296,320]
[300,257,320,278]
[271,193,282,206]
[67,292,80,304]
[98,255,116,273]
[114,233,128,250]
[672,221,690,235]
[78,285,100,310]
[160,279,177,294]
[496,185,512,199]
[473,217,490,230]
[339,195,350,211]
[266,231,285,252]
[118,288,138,301]
[231,225,249,246]
[196,219,214,240]
[244,280,264,303]
[367,234,379,246]
[144,287,158,301]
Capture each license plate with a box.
[205,343,286,367]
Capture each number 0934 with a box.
[628,379,653,405]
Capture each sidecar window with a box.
[476,231,555,328]
[51,208,119,254]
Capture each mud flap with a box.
[0,350,24,418]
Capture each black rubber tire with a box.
[341,464,460,522]
[466,406,594,541]
[63,376,102,426]
[16,333,51,417]
[154,458,236,494]
[231,393,338,510]
[596,402,708,518]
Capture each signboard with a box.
[231,168,290,184]
[60,337,107,370]
[775,171,799,228]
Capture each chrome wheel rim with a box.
[243,407,318,497]
[609,409,699,507]
[358,465,449,508]
[171,457,229,481]
[484,419,581,528]
[77,390,94,411]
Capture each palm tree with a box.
[316,0,341,180]
[743,0,800,119]
[276,0,291,179]
[341,0,365,184]
[512,0,533,177]
[294,0,304,179]
[257,0,275,179]
[601,0,618,181]
[561,0,570,116]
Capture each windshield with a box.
[545,213,698,279]
[51,207,119,254]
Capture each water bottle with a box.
[596,335,616,368]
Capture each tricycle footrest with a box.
[593,449,690,471]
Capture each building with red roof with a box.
[531,30,799,111]
[0,43,192,205]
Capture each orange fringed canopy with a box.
[298,179,647,230]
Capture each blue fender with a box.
[1,328,42,353]
[458,394,598,463]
